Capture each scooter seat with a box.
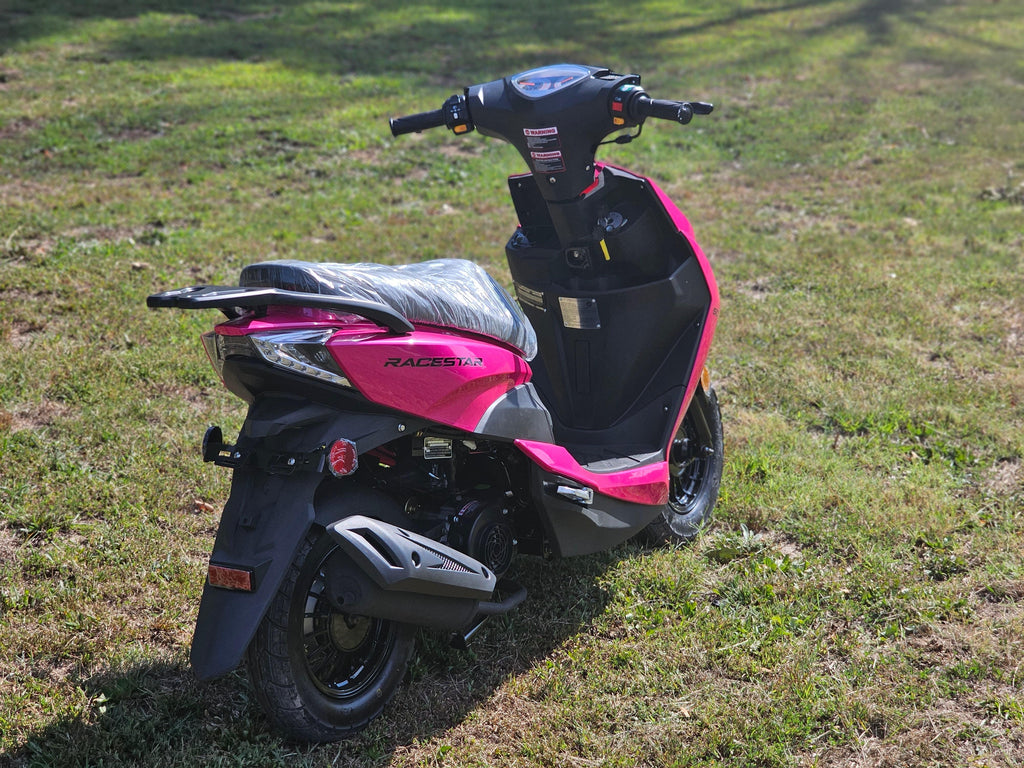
[239,258,537,360]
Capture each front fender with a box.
[189,401,427,680]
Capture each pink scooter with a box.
[149,64,721,742]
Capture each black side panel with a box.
[239,395,429,449]
[529,466,663,558]
[189,402,427,680]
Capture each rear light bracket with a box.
[202,425,333,475]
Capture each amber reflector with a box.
[207,564,254,592]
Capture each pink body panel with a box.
[215,306,362,336]
[644,173,720,449]
[328,327,532,432]
[213,309,531,434]
[514,440,669,506]
[580,165,719,445]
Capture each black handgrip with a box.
[389,109,446,136]
[633,96,694,124]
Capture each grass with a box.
[1,0,1022,765]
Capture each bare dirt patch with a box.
[0,116,41,140]
[343,147,384,165]
[810,695,1023,766]
[7,321,47,349]
[1003,307,1024,354]
[4,399,74,433]
[438,142,484,159]
[737,277,775,301]
[0,522,20,566]
[0,180,54,207]
[107,126,164,142]
[984,458,1021,497]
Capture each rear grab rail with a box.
[147,285,414,334]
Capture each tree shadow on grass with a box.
[2,0,615,79]
[4,0,1019,91]
[8,550,622,768]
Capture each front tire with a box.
[246,529,416,742]
[643,385,724,545]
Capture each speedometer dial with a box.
[511,65,592,98]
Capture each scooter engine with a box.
[444,496,516,578]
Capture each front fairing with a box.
[467,66,640,202]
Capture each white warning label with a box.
[530,150,566,173]
[523,126,561,151]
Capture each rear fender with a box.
[190,467,317,681]
[189,402,425,680]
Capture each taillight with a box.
[202,328,355,389]
[250,329,353,387]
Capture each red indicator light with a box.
[208,564,254,591]
[612,101,624,113]
[328,439,359,477]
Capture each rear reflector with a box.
[207,564,255,592]
[328,438,359,477]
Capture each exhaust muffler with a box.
[324,516,524,632]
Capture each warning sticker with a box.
[558,296,601,330]
[531,150,566,174]
[523,127,561,151]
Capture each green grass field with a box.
[2,1,1022,765]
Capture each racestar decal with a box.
[384,356,484,368]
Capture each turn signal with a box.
[328,439,358,477]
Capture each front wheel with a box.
[245,529,416,742]
[642,385,724,545]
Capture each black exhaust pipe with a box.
[324,516,524,632]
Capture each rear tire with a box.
[246,529,416,742]
[643,385,723,545]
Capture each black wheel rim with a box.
[668,415,710,515]
[300,546,396,700]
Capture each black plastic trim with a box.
[530,466,663,558]
[147,284,414,334]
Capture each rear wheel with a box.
[643,385,723,544]
[246,529,416,742]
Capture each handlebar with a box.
[389,108,446,136]
[389,86,712,139]
[390,94,474,137]
[629,95,713,125]
[387,68,713,202]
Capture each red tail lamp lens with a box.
[328,439,358,477]
[207,564,254,592]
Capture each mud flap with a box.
[190,467,319,680]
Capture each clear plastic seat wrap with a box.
[239,259,538,360]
